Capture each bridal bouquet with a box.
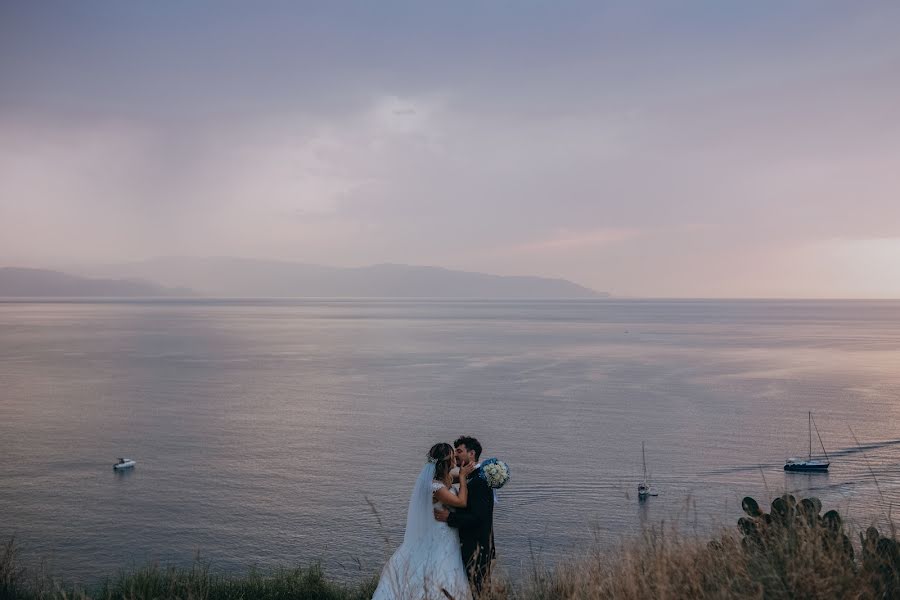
[479,458,510,489]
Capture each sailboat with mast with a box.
[784,411,830,472]
[638,441,658,499]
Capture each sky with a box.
[1,1,899,298]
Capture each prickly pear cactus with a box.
[735,494,900,596]
[738,494,854,563]
[860,524,900,595]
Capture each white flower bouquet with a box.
[478,458,510,489]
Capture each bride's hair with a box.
[428,442,454,482]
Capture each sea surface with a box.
[2,299,900,584]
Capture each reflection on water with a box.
[2,299,900,583]
[113,468,135,480]
[637,496,651,528]
[785,471,831,500]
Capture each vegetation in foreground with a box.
[3,493,899,599]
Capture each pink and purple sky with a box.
[1,1,899,297]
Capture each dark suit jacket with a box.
[446,470,495,583]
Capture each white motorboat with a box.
[113,458,136,470]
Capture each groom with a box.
[434,435,495,596]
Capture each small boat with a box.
[113,458,136,470]
[784,412,830,472]
[638,442,658,499]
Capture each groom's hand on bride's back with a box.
[434,509,450,522]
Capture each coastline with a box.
[4,494,899,600]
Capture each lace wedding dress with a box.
[371,464,472,600]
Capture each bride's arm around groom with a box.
[443,474,490,531]
[434,462,473,508]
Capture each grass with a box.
[0,540,378,600]
[3,501,899,600]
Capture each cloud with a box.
[806,237,900,298]
[2,2,900,296]
[0,113,159,262]
[502,228,645,254]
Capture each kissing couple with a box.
[372,436,498,600]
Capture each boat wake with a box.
[826,438,900,458]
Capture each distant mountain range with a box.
[0,268,191,298]
[2,258,607,298]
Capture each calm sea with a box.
[2,299,900,583]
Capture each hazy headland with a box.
[1,258,606,299]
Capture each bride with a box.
[372,443,475,600]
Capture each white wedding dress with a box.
[371,463,472,600]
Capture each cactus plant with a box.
[737,494,854,565]
[859,524,900,595]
